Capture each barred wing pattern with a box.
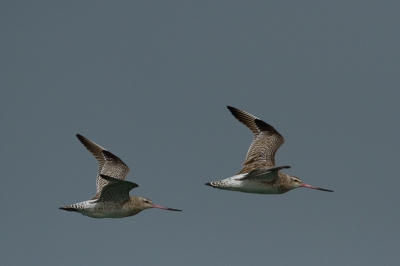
[101,150,130,181]
[227,106,285,174]
[76,134,130,198]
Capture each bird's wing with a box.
[76,134,130,197]
[100,150,130,181]
[227,106,261,138]
[95,174,138,203]
[76,134,106,178]
[236,165,290,181]
[227,107,285,174]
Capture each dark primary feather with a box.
[76,134,107,179]
[227,106,260,137]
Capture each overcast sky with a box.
[1,1,399,265]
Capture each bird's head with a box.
[289,176,333,192]
[138,197,182,211]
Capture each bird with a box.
[205,106,333,194]
[60,134,182,218]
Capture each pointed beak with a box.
[152,204,182,211]
[300,183,333,192]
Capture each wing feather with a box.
[237,165,290,181]
[227,107,285,174]
[76,134,130,198]
[96,175,138,203]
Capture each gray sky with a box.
[1,1,399,265]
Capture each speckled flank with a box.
[205,106,333,194]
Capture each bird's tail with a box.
[59,206,78,212]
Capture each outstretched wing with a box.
[96,174,138,203]
[227,106,285,174]
[76,134,130,198]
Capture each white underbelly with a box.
[224,184,280,194]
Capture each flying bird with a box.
[60,134,182,218]
[205,106,333,194]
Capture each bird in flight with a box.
[60,134,182,218]
[205,106,333,194]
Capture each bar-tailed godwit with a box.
[60,134,182,218]
[205,106,333,194]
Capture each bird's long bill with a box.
[301,183,333,192]
[152,204,182,211]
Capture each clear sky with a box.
[1,1,399,265]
